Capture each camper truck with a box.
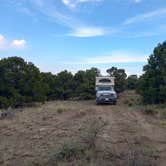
[95,76,117,104]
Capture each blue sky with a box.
[0,0,166,75]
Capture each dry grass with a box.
[0,92,166,166]
[119,90,141,106]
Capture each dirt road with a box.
[0,99,166,166]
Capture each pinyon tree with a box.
[138,41,166,104]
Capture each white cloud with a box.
[124,8,166,25]
[31,0,166,39]
[86,50,148,64]
[11,39,26,49]
[134,0,142,3]
[68,26,108,37]
[0,34,27,50]
[62,0,72,7]
[31,0,82,29]
[62,0,102,8]
[31,0,108,37]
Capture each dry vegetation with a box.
[0,91,166,166]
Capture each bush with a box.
[144,108,157,115]
[128,103,133,107]
[161,111,166,119]
[48,142,86,165]
[123,99,129,105]
[127,147,158,166]
[57,108,67,113]
[0,107,15,120]
[54,143,85,161]
[0,97,10,109]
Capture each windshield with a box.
[98,86,113,91]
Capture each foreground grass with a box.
[0,92,166,166]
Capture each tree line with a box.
[0,56,137,108]
[0,40,166,108]
[0,57,100,108]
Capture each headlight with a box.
[113,93,117,98]
[111,93,117,98]
[97,93,102,98]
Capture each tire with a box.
[113,101,117,105]
[96,101,100,105]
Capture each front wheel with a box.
[113,101,117,105]
[96,101,100,105]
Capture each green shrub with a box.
[52,142,85,162]
[57,108,67,113]
[128,103,133,107]
[47,142,85,165]
[0,97,10,109]
[144,108,157,115]
[160,111,166,119]
[124,99,129,105]
[127,145,158,166]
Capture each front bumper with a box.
[96,96,117,104]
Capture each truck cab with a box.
[96,77,117,105]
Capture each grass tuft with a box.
[57,107,67,114]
